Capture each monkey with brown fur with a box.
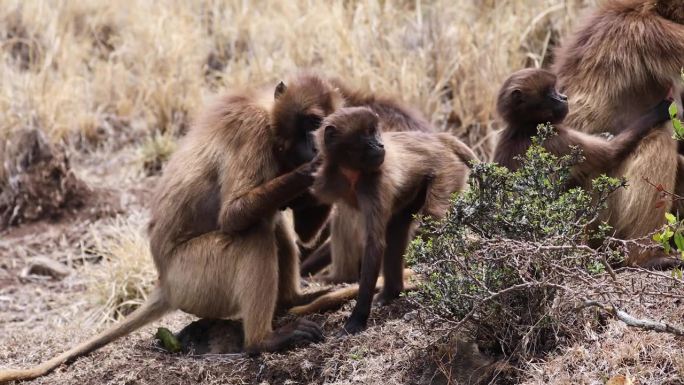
[494,68,672,183]
[494,69,678,269]
[551,0,684,266]
[0,73,344,383]
[302,106,476,334]
[297,77,436,277]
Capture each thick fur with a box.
[494,68,672,267]
[321,133,476,285]
[494,69,671,181]
[329,77,434,133]
[675,155,684,216]
[552,0,684,262]
[298,78,437,275]
[307,106,475,332]
[0,73,341,383]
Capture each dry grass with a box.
[1,0,595,159]
[80,211,156,327]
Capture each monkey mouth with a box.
[365,152,385,169]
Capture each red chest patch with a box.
[340,167,361,208]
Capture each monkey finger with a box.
[289,329,322,346]
[295,320,324,341]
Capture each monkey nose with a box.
[559,93,568,101]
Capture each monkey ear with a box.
[274,81,287,99]
[324,125,338,144]
[511,88,523,101]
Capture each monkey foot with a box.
[336,318,366,337]
[373,290,401,307]
[254,319,324,353]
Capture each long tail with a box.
[0,288,169,383]
[438,133,480,167]
[290,269,419,315]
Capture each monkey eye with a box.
[511,89,523,103]
[303,114,322,131]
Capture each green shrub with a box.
[409,124,623,363]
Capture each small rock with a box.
[21,256,71,279]
[403,310,418,321]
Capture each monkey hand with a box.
[294,155,323,182]
[252,318,324,354]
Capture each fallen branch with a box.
[583,301,684,336]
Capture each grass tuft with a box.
[80,212,155,327]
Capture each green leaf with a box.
[675,232,684,252]
[653,233,663,243]
[666,212,677,225]
[155,327,181,353]
[670,102,678,119]
[674,119,684,140]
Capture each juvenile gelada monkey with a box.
[296,77,435,276]
[0,73,344,383]
[300,106,477,334]
[494,69,676,268]
[493,68,672,185]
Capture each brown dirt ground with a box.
[1,147,683,385]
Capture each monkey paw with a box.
[336,319,366,337]
[262,319,324,352]
[373,290,400,307]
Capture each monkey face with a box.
[497,68,569,129]
[271,76,341,173]
[321,107,385,172]
[273,112,321,172]
[352,131,385,171]
[546,87,569,123]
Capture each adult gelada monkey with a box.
[552,0,684,265]
[0,73,343,383]
[305,106,476,334]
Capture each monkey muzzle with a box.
[364,148,386,170]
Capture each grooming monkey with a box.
[551,0,684,265]
[493,69,672,184]
[0,73,344,383]
[300,106,476,334]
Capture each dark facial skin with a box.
[323,111,386,172]
[271,79,338,173]
[497,69,569,135]
[273,112,322,173]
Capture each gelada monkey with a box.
[552,0,684,265]
[298,106,476,334]
[0,73,342,383]
[493,68,676,268]
[298,77,436,276]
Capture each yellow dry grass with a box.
[80,211,155,327]
[1,0,595,159]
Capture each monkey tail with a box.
[438,133,479,167]
[0,288,169,383]
[289,269,418,315]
